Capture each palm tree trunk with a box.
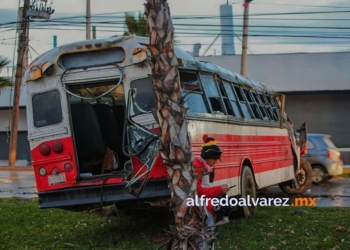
[144,1,214,249]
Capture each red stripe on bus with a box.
[31,133,295,191]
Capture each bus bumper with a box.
[38,179,170,210]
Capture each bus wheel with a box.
[279,159,313,194]
[234,166,256,218]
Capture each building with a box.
[0,84,30,162]
[196,52,350,147]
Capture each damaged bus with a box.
[24,36,311,217]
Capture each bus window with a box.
[183,92,208,113]
[244,89,262,119]
[32,89,63,128]
[222,81,242,118]
[180,71,200,91]
[180,71,208,114]
[218,82,234,116]
[260,94,277,121]
[264,95,279,121]
[252,91,269,120]
[266,95,274,106]
[200,74,225,114]
[233,86,252,119]
[130,78,157,114]
[269,96,280,121]
[273,97,281,108]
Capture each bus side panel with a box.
[188,120,239,196]
[188,120,295,195]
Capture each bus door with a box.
[123,88,161,197]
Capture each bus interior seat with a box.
[70,102,106,175]
[111,105,125,134]
[111,104,128,167]
[93,104,126,169]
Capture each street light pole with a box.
[240,0,252,77]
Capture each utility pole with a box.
[9,0,30,167]
[240,0,252,77]
[9,0,54,167]
[23,17,30,70]
[86,0,91,40]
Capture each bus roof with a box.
[25,36,275,94]
[176,49,274,94]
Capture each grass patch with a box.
[0,198,350,249]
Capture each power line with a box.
[3,18,350,32]
[2,9,350,27]
[20,26,350,39]
[250,2,350,9]
[27,21,350,30]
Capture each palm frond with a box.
[0,56,11,68]
[0,56,12,89]
[0,77,12,89]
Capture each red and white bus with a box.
[24,36,311,216]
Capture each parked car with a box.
[302,134,343,185]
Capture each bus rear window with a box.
[32,90,63,128]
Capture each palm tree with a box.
[0,57,12,90]
[144,1,213,249]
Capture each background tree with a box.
[144,1,213,249]
[123,12,149,37]
[123,12,180,44]
[0,57,12,90]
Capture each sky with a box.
[1,0,350,76]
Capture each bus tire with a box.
[279,159,313,194]
[233,166,256,218]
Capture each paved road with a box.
[261,177,350,207]
[0,169,37,198]
[1,169,350,207]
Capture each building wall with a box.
[0,109,28,132]
[285,92,350,147]
[0,131,30,161]
[196,52,350,92]
[0,85,28,108]
[0,109,30,160]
